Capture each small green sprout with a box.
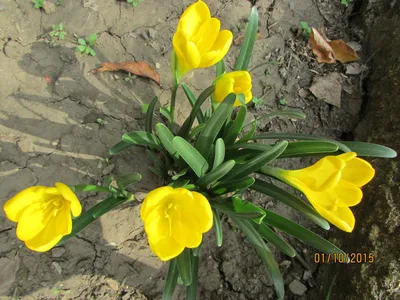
[279,98,287,105]
[50,23,66,40]
[340,0,353,7]
[141,104,149,114]
[32,0,44,9]
[125,73,137,83]
[300,21,311,38]
[96,118,108,125]
[76,33,97,56]
[127,0,144,7]
[252,97,265,109]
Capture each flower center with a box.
[233,86,242,94]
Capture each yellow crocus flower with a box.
[172,0,233,78]
[3,182,82,252]
[140,186,213,261]
[267,152,375,232]
[213,70,253,106]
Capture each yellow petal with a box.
[55,182,82,217]
[337,152,357,162]
[177,0,211,38]
[341,157,375,187]
[3,186,47,222]
[16,202,53,241]
[191,192,213,232]
[214,76,235,103]
[198,30,233,68]
[335,180,363,207]
[311,203,355,232]
[24,206,72,252]
[171,217,203,248]
[183,41,201,69]
[144,205,170,238]
[192,18,221,53]
[140,186,174,221]
[148,235,185,261]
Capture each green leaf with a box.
[279,98,287,105]
[252,97,264,105]
[213,176,255,195]
[171,168,187,180]
[251,179,330,230]
[279,141,339,158]
[116,173,142,190]
[300,21,311,34]
[263,210,345,255]
[173,137,209,177]
[212,202,264,220]
[238,120,257,143]
[216,59,226,77]
[155,123,179,159]
[181,84,205,124]
[145,96,159,133]
[160,107,172,123]
[196,160,235,188]
[69,185,110,193]
[59,32,65,40]
[252,109,306,123]
[50,31,55,37]
[109,141,134,155]
[222,140,288,181]
[149,166,164,177]
[188,123,206,140]
[186,249,200,300]
[59,23,64,30]
[54,31,60,37]
[122,131,162,151]
[88,33,97,46]
[232,197,266,224]
[234,6,259,71]
[89,48,96,56]
[224,105,247,145]
[341,141,397,158]
[176,248,192,286]
[227,142,272,152]
[142,104,149,113]
[179,85,214,137]
[196,93,236,158]
[254,223,297,257]
[78,38,86,45]
[162,259,179,300]
[212,208,223,247]
[85,46,91,54]
[147,149,167,171]
[251,132,352,152]
[76,45,86,52]
[212,138,225,170]
[231,217,284,299]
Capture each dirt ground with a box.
[0,0,370,299]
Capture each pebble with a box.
[289,279,307,296]
[51,139,60,147]
[303,270,312,281]
[148,28,157,39]
[102,163,115,175]
[114,74,120,80]
[155,62,161,69]
[51,262,62,275]
[43,1,56,14]
[51,247,66,258]
[279,260,291,271]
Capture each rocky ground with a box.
[0,0,378,299]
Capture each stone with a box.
[303,270,313,281]
[289,279,307,296]
[148,28,157,39]
[51,247,66,258]
[346,63,368,75]
[43,1,56,14]
[310,72,342,108]
[298,88,310,98]
[51,262,62,275]
[155,62,161,69]
[102,163,115,175]
[51,139,60,147]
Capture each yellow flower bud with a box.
[140,186,213,261]
[3,182,82,252]
[271,152,375,232]
[213,71,253,106]
[172,0,233,78]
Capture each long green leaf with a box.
[212,208,223,247]
[109,141,134,155]
[181,83,205,124]
[263,210,345,255]
[224,105,247,145]
[234,6,259,71]
[279,141,339,158]
[231,217,284,299]
[212,176,255,195]
[197,160,235,188]
[156,123,179,159]
[212,202,264,220]
[216,59,226,76]
[212,138,225,170]
[122,131,162,150]
[162,259,179,300]
[196,93,236,158]
[251,179,330,230]
[179,85,214,137]
[251,133,351,152]
[147,150,167,171]
[188,123,206,140]
[173,137,209,177]
[244,109,306,128]
[239,119,257,143]
[186,249,199,300]
[116,173,142,190]
[254,223,297,257]
[69,185,110,193]
[222,141,288,181]
[341,141,397,158]
[232,197,266,224]
[176,248,192,286]
[227,142,272,151]
[145,96,159,133]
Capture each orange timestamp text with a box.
[314,252,375,264]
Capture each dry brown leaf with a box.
[309,72,342,108]
[93,61,160,85]
[234,32,262,46]
[308,28,336,64]
[328,40,360,63]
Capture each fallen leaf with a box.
[308,28,336,63]
[234,32,262,46]
[309,72,342,108]
[345,63,368,75]
[93,61,160,85]
[328,40,360,63]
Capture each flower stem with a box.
[169,80,179,131]
[260,165,282,179]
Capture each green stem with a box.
[186,249,200,300]
[169,81,179,132]
[259,165,282,178]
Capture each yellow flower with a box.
[272,152,375,232]
[213,71,253,106]
[3,183,82,252]
[172,0,233,78]
[140,186,213,261]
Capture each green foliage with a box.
[340,0,353,7]
[300,21,311,38]
[50,23,66,40]
[32,0,44,9]
[75,33,97,56]
[125,73,137,83]
[127,0,144,7]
